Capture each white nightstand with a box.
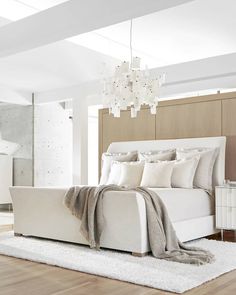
[215,186,236,240]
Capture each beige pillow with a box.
[141,161,174,188]
[138,150,175,162]
[118,162,144,188]
[176,148,218,191]
[99,151,137,185]
[171,157,200,188]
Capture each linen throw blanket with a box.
[64,185,214,265]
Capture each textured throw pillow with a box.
[176,148,218,191]
[141,161,174,188]
[139,150,175,162]
[171,157,200,189]
[99,151,137,185]
[118,162,144,188]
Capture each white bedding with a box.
[10,137,224,254]
[149,188,214,223]
[10,185,217,253]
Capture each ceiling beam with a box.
[0,0,195,58]
[0,86,32,105]
[34,53,236,104]
[34,80,101,104]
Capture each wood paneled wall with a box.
[99,91,236,180]
[155,100,221,139]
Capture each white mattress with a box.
[149,188,214,222]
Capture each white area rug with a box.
[0,232,236,293]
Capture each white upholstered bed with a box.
[10,136,226,255]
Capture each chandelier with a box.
[102,19,166,118]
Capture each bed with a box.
[10,136,226,255]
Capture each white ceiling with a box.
[0,0,119,93]
[0,38,118,92]
[0,0,68,20]
[0,0,235,99]
[70,0,236,68]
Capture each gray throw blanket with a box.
[64,185,214,265]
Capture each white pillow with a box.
[99,151,137,185]
[176,148,218,191]
[171,157,200,189]
[141,161,174,188]
[106,161,122,185]
[118,162,144,188]
[139,150,175,162]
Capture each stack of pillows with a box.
[99,147,219,191]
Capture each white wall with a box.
[34,102,72,187]
[72,98,88,185]
[88,105,101,185]
[0,104,33,186]
[0,102,73,187]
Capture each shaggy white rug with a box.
[0,232,236,293]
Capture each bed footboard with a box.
[10,187,150,254]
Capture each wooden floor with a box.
[0,228,235,295]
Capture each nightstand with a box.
[215,186,236,241]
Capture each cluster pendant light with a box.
[102,19,166,118]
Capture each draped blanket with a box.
[64,185,214,265]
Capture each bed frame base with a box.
[132,252,149,257]
[10,186,219,254]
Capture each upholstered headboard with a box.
[107,136,226,187]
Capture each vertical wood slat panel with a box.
[155,100,222,139]
[102,108,156,154]
[99,93,236,181]
[222,98,236,135]
[98,108,155,180]
[222,98,236,180]
[225,136,236,181]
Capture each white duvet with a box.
[149,188,214,222]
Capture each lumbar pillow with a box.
[141,161,174,188]
[118,162,144,188]
[171,157,200,189]
[99,151,137,185]
[139,150,175,162]
[176,148,218,191]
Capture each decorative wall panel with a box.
[101,108,155,154]
[99,91,236,181]
[222,98,236,180]
[156,101,221,139]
